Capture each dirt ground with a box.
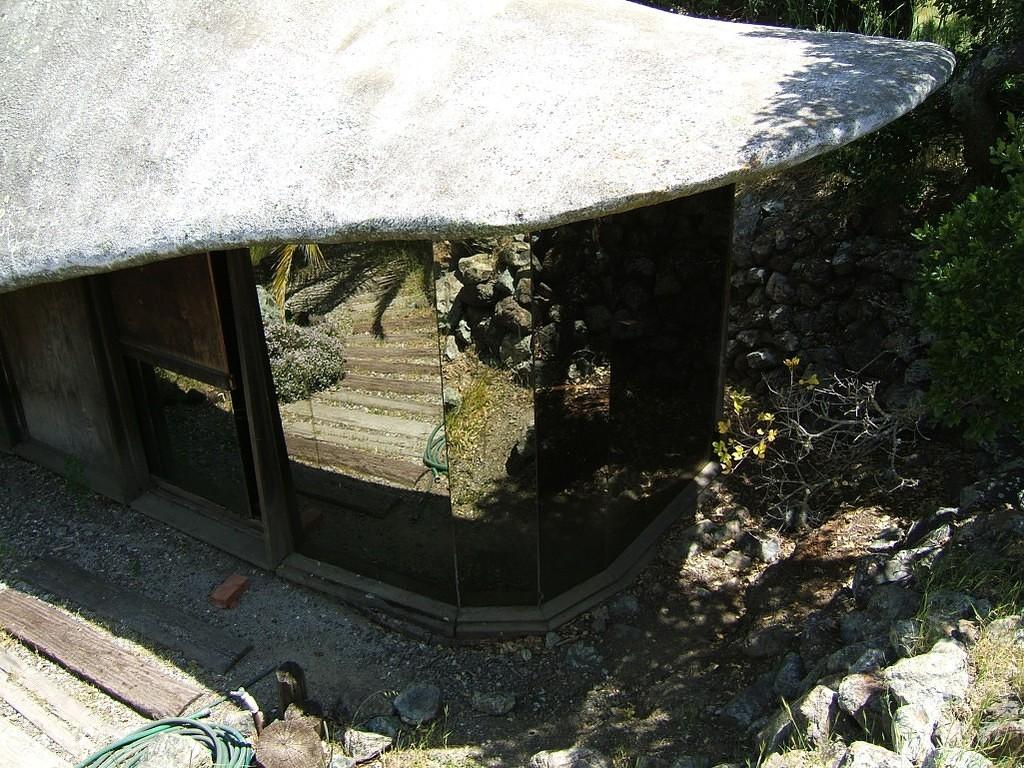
[0,434,973,767]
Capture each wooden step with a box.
[284,435,433,489]
[20,557,252,675]
[344,357,440,376]
[313,390,441,419]
[280,401,434,440]
[282,420,425,458]
[0,589,207,720]
[339,345,438,363]
[339,373,442,398]
[0,672,96,759]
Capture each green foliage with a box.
[915,113,1024,442]
[263,315,345,403]
[932,0,1024,49]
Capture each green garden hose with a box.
[73,713,254,768]
[423,423,448,480]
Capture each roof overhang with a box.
[0,0,954,292]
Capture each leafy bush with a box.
[263,316,345,403]
[915,113,1024,442]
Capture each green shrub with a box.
[915,113,1024,442]
[263,317,345,403]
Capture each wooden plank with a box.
[281,420,424,458]
[313,389,440,419]
[0,672,95,758]
[343,357,440,376]
[0,589,206,719]
[338,346,437,363]
[340,373,441,397]
[20,557,252,675]
[0,651,118,744]
[280,401,433,439]
[284,435,430,489]
[0,718,67,768]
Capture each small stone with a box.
[746,349,779,370]
[744,626,795,658]
[983,615,1023,644]
[458,253,497,284]
[837,741,912,768]
[669,757,710,768]
[545,631,561,648]
[929,748,992,768]
[837,673,886,721]
[361,715,401,738]
[722,674,775,728]
[494,269,515,297]
[342,728,392,762]
[883,639,969,722]
[608,593,641,621]
[529,747,611,768]
[393,683,441,726]
[889,619,923,658]
[565,642,602,670]
[471,690,516,716]
[866,584,920,622]
[590,605,609,633]
[495,295,532,331]
[137,734,213,768]
[444,335,459,361]
[891,704,935,766]
[977,719,1024,757]
[773,652,806,700]
[849,648,888,674]
[443,386,462,411]
[724,550,752,570]
[327,756,357,768]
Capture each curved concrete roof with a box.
[0,0,953,291]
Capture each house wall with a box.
[0,279,125,497]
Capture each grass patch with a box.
[443,365,499,457]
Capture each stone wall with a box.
[727,188,928,405]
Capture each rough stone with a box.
[137,734,214,768]
[889,619,923,659]
[774,653,806,700]
[565,642,602,670]
[867,585,920,623]
[983,615,1023,644]
[393,683,442,726]
[928,749,992,768]
[837,673,885,720]
[763,747,847,768]
[977,719,1024,757]
[849,648,888,674]
[891,704,935,766]
[470,690,516,716]
[744,626,796,658]
[435,271,464,317]
[883,639,969,721]
[669,757,710,768]
[342,728,393,762]
[837,742,912,768]
[608,593,641,621]
[722,674,775,728]
[362,715,402,739]
[458,253,498,284]
[724,550,753,570]
[495,295,532,332]
[758,685,838,752]
[529,747,611,768]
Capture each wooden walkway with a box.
[279,288,446,494]
[0,564,240,768]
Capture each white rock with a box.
[1,1,953,291]
[838,742,912,768]
[529,747,611,768]
[883,639,969,722]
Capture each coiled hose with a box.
[423,423,448,481]
[73,714,254,768]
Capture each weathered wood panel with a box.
[0,589,206,719]
[0,673,96,758]
[21,557,252,675]
[0,650,120,745]
[0,718,67,768]
[0,280,119,468]
[107,253,229,374]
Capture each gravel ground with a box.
[0,441,966,767]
